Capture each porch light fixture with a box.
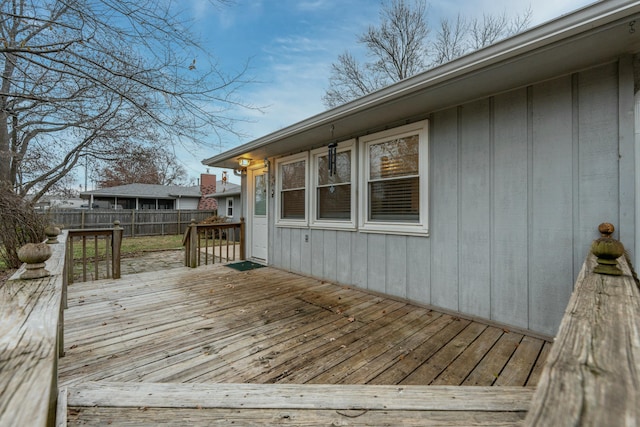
[238,158,251,168]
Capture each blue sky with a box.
[174,0,596,183]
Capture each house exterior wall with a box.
[214,194,242,222]
[263,59,635,337]
[177,198,200,210]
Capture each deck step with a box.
[62,382,534,426]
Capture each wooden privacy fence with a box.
[41,209,215,237]
[183,218,245,267]
[66,222,123,284]
[525,223,640,426]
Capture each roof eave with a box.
[203,0,640,169]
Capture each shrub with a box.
[0,184,47,269]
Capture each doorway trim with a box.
[246,165,269,262]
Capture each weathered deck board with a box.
[67,407,527,427]
[60,264,551,390]
[65,382,533,427]
[67,382,534,410]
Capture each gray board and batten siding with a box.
[268,59,633,337]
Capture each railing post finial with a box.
[591,222,624,276]
[17,242,52,279]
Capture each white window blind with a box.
[367,135,420,222]
[280,159,306,219]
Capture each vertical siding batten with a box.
[386,234,407,299]
[281,228,292,271]
[430,108,460,312]
[577,63,620,273]
[407,235,430,303]
[618,55,637,264]
[311,229,324,278]
[530,76,574,335]
[458,99,492,319]
[300,229,312,275]
[336,231,352,285]
[572,73,581,284]
[290,228,302,273]
[492,89,529,329]
[323,230,338,283]
[367,233,386,293]
[351,231,368,288]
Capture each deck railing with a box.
[66,221,123,284]
[525,223,640,426]
[0,231,68,427]
[183,218,245,267]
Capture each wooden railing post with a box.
[189,219,198,268]
[0,231,68,426]
[112,220,123,279]
[525,223,640,426]
[240,217,246,260]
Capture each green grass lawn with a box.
[70,234,184,260]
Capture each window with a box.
[360,120,429,235]
[226,197,233,217]
[310,140,356,229]
[276,152,308,226]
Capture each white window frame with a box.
[225,197,234,218]
[275,152,309,227]
[359,120,429,236]
[310,139,357,230]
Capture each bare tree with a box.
[96,145,188,188]
[324,1,532,108]
[324,0,429,108]
[0,0,255,202]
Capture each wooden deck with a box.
[59,263,551,425]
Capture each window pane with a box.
[369,177,419,222]
[317,184,350,220]
[318,151,351,185]
[281,160,306,190]
[254,175,266,216]
[282,189,305,219]
[369,135,419,180]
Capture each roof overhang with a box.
[206,190,242,198]
[203,0,640,169]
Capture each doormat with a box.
[226,261,265,271]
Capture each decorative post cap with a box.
[591,222,624,276]
[17,242,52,279]
[44,225,61,244]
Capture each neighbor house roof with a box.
[81,183,201,199]
[205,181,241,198]
[203,0,640,169]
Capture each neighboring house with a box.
[203,1,640,337]
[206,181,242,222]
[33,197,86,210]
[80,174,218,210]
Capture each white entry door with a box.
[248,167,268,261]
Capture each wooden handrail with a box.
[0,231,69,427]
[525,224,640,426]
[66,221,123,284]
[183,218,245,267]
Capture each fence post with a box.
[112,220,123,279]
[189,219,198,268]
[240,217,246,260]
